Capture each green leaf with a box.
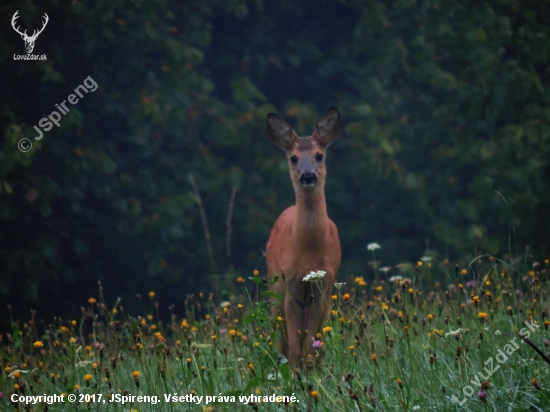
[243,314,256,324]
[279,363,290,382]
[262,291,284,300]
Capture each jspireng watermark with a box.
[18,76,98,152]
[451,318,540,405]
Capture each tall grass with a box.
[1,255,549,411]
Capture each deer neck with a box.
[294,188,328,248]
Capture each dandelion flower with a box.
[33,341,44,348]
[132,371,141,378]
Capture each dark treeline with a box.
[1,0,549,322]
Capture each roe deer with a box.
[265,107,342,367]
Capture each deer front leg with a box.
[284,296,304,367]
[304,287,332,363]
[304,297,322,359]
[271,300,288,357]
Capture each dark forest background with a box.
[1,0,549,323]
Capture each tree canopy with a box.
[1,0,549,320]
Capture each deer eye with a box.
[315,153,324,162]
[290,155,298,165]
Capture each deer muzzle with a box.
[299,172,317,187]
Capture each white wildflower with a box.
[8,369,34,379]
[334,282,346,289]
[303,270,326,282]
[267,372,282,381]
[444,328,463,337]
[367,242,381,251]
[389,275,403,282]
[420,256,432,262]
[495,330,501,335]
[380,266,392,273]
[219,301,231,308]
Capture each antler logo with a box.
[12,10,49,54]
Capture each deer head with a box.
[267,107,341,194]
[12,11,49,54]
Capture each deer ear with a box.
[267,113,297,151]
[314,107,341,147]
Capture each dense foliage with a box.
[1,0,549,319]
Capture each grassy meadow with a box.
[1,255,550,411]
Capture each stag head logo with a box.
[11,10,49,54]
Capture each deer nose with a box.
[299,172,317,187]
